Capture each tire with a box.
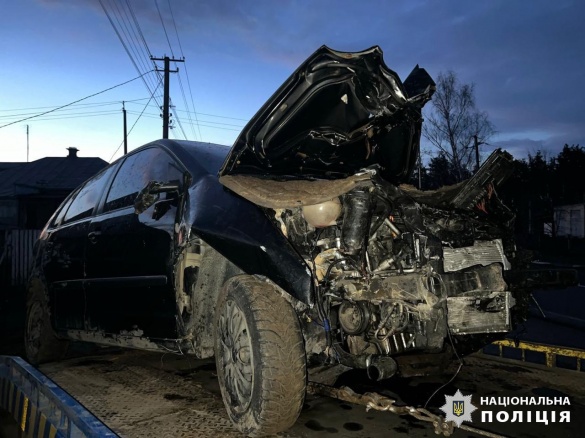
[24,277,69,365]
[214,276,306,436]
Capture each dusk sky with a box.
[1,0,583,164]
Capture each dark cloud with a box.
[38,0,585,158]
[175,0,585,157]
[398,0,585,155]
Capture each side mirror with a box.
[134,181,180,214]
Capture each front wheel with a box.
[214,276,306,436]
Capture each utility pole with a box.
[417,142,422,189]
[26,125,29,162]
[122,101,128,155]
[151,55,184,139]
[473,135,484,173]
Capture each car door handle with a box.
[87,231,102,243]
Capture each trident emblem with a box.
[453,400,464,417]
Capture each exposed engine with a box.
[268,150,518,377]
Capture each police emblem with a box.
[440,389,477,427]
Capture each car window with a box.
[62,166,116,224]
[104,148,183,213]
[51,192,77,227]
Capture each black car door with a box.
[43,165,116,331]
[85,146,184,338]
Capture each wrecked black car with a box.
[26,46,525,436]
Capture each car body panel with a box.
[219,45,435,183]
[30,139,315,347]
[85,205,177,338]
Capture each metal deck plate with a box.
[40,353,243,438]
[39,350,585,437]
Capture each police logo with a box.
[440,389,477,427]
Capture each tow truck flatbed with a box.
[11,349,579,438]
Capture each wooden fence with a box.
[0,229,41,286]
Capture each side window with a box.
[104,148,183,213]
[51,193,76,227]
[63,166,115,224]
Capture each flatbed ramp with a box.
[34,351,585,438]
[0,356,116,438]
[35,350,584,438]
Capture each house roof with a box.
[0,162,25,172]
[0,155,108,198]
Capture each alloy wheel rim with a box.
[218,299,253,413]
[26,302,43,357]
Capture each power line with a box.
[99,0,161,109]
[0,72,152,129]
[166,0,185,56]
[110,0,154,92]
[0,104,146,120]
[100,0,206,142]
[171,103,188,139]
[167,0,203,140]
[126,111,242,132]
[126,110,245,128]
[116,0,160,97]
[124,0,165,104]
[0,99,248,128]
[8,111,121,123]
[179,110,248,122]
[126,0,153,61]
[122,0,160,99]
[155,0,174,57]
[0,97,154,113]
[174,74,196,140]
[109,76,163,162]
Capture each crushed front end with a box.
[218,45,524,379]
[273,151,518,379]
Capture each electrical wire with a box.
[98,1,217,142]
[109,76,163,162]
[423,325,465,409]
[125,110,245,128]
[0,97,153,115]
[125,0,162,99]
[155,0,174,58]
[111,0,161,102]
[194,112,248,122]
[10,111,121,123]
[167,0,202,141]
[125,111,241,132]
[99,0,161,109]
[170,100,188,139]
[0,72,152,129]
[0,107,117,120]
[176,67,197,140]
[116,1,155,88]
[151,2,192,140]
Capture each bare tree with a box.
[423,71,495,182]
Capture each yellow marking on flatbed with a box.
[492,339,585,370]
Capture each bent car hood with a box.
[219,45,435,183]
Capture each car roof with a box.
[120,139,232,177]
